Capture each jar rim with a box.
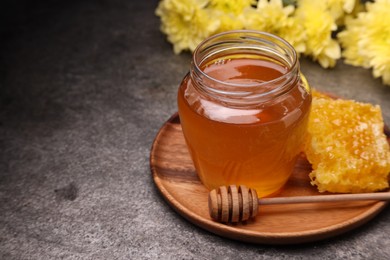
[191,30,299,102]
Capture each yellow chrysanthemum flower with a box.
[326,0,357,24]
[210,0,255,14]
[296,0,341,68]
[155,0,219,54]
[245,0,295,31]
[243,0,306,54]
[213,11,245,33]
[338,0,390,85]
[337,16,366,67]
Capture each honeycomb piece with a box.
[305,97,390,193]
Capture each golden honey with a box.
[178,31,311,197]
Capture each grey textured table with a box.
[1,1,389,259]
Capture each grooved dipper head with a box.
[208,185,258,223]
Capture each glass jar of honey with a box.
[177,30,312,197]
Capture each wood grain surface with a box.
[150,113,390,244]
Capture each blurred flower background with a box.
[156,0,390,86]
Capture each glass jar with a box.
[177,30,312,197]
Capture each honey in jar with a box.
[177,31,312,197]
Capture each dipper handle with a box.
[208,185,390,223]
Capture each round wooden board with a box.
[150,113,390,245]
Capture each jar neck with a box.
[190,30,300,107]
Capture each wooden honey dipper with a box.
[208,185,390,223]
